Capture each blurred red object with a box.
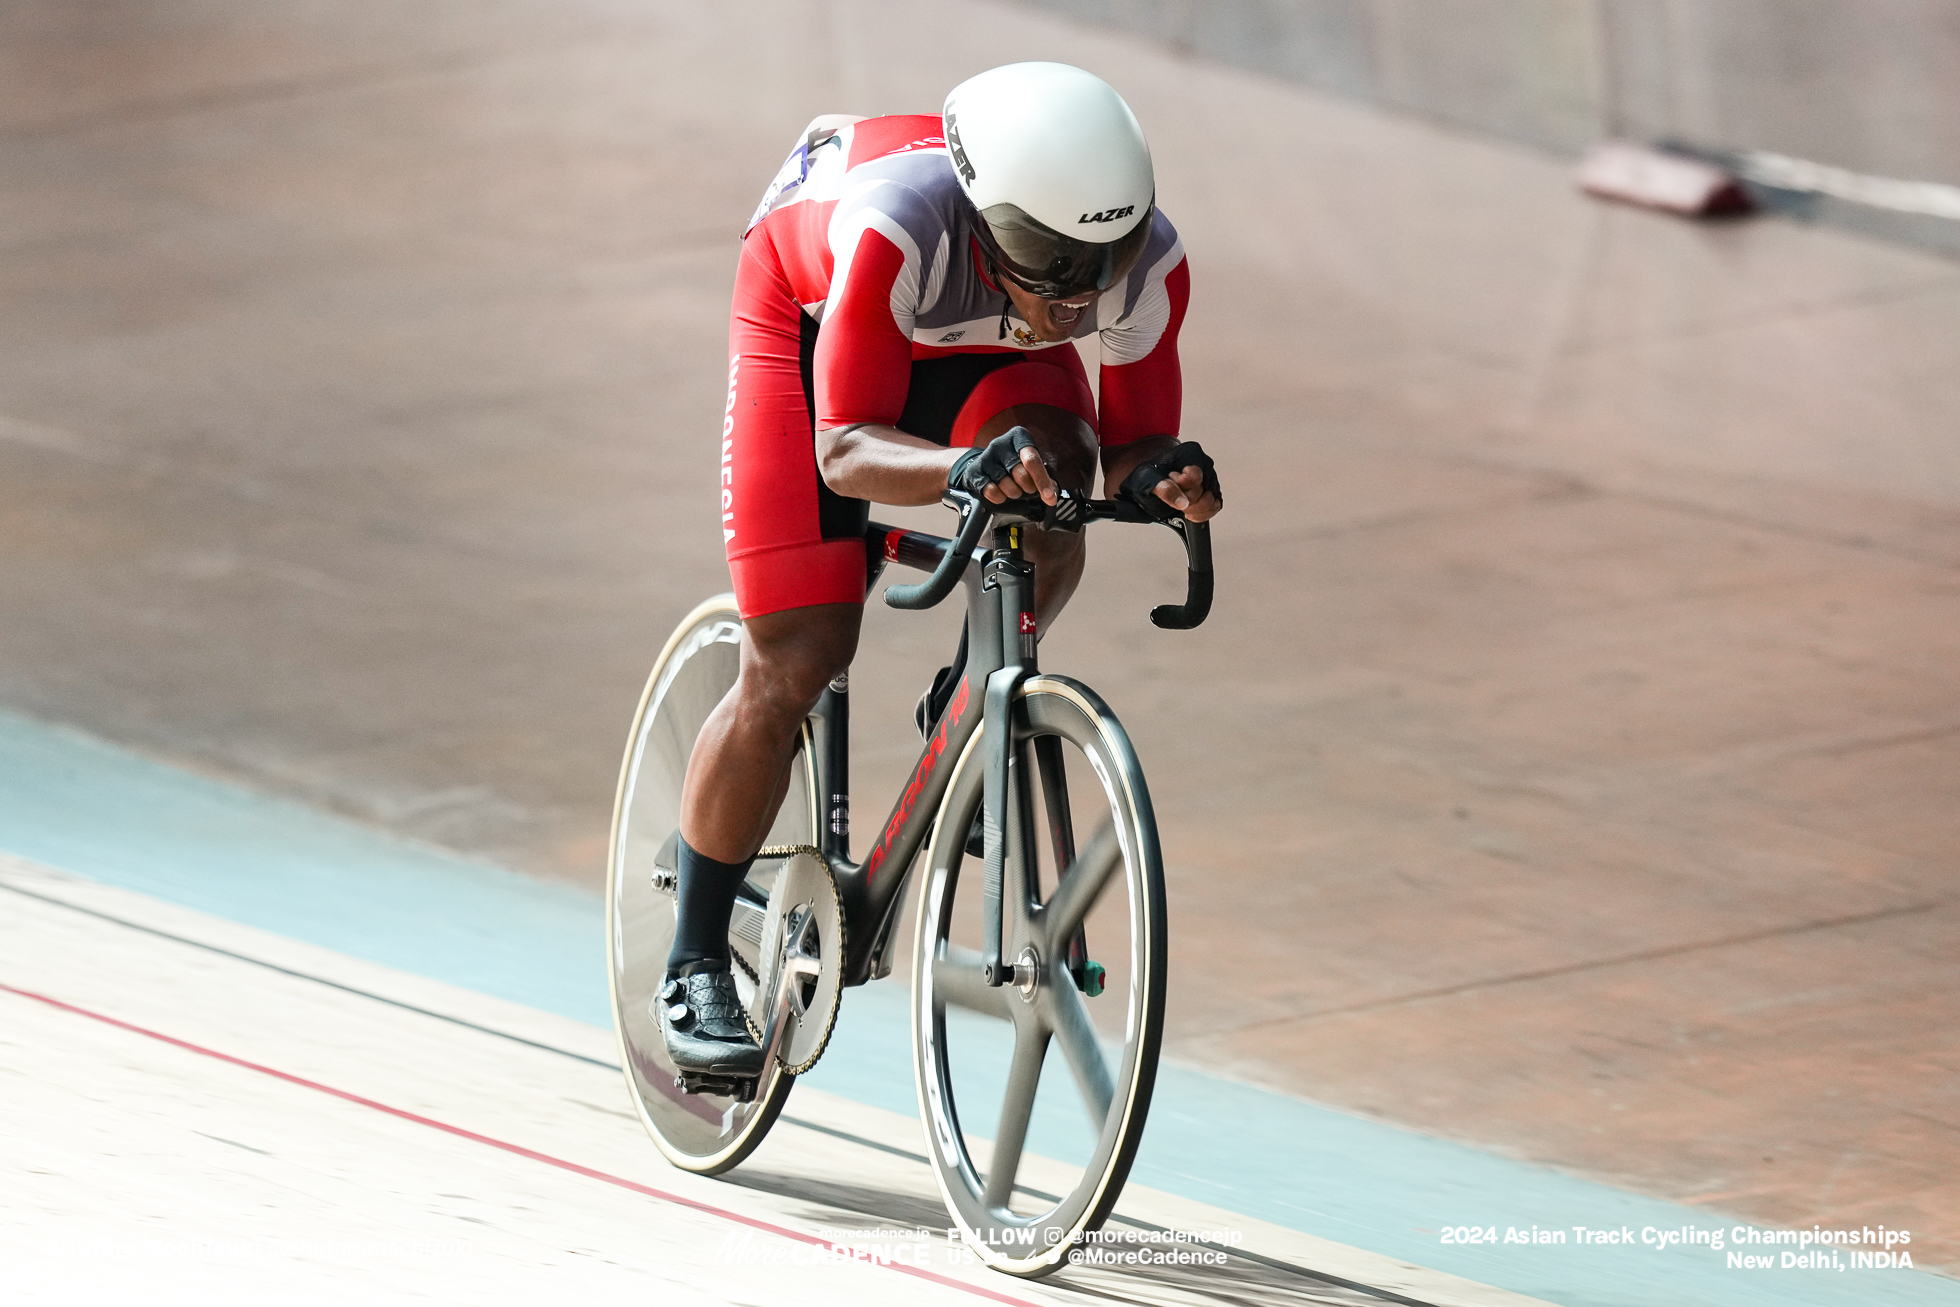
[1577,142,1753,217]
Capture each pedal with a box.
[673,1071,758,1102]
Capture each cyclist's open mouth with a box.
[1048,299,1090,329]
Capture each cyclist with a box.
[658,62,1224,1080]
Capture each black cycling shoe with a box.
[914,622,970,739]
[915,662,961,738]
[656,961,765,1082]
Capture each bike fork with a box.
[979,667,1021,987]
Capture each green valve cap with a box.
[1078,960,1106,998]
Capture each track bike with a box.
[606,487,1211,1277]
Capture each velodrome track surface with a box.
[5,0,1960,1297]
[1,869,1444,1307]
[3,711,1954,1307]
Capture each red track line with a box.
[1,982,1045,1307]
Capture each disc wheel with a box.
[912,675,1167,1277]
[606,595,816,1174]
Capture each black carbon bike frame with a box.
[753,489,1211,991]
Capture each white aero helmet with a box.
[943,62,1154,299]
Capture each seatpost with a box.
[979,523,1036,986]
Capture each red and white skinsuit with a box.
[722,113,1189,618]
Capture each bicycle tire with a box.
[606,594,815,1174]
[911,675,1167,1277]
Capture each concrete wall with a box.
[1015,0,1960,185]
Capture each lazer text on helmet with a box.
[943,112,976,183]
[1079,205,1136,224]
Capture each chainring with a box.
[752,847,845,1076]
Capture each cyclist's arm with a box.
[1098,255,1189,449]
[819,423,1055,507]
[1097,255,1217,521]
[812,223,1053,507]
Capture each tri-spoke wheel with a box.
[607,595,816,1174]
[912,675,1167,1277]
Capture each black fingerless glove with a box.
[1117,440,1221,522]
[948,426,1040,501]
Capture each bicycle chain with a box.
[755,843,822,860]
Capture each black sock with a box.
[666,837,755,977]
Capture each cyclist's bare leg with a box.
[680,602,859,863]
[658,603,854,1071]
